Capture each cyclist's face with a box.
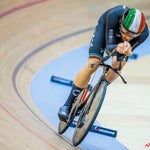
[120,24,140,42]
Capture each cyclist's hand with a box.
[117,41,132,56]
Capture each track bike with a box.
[58,48,127,146]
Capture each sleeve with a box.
[105,12,118,51]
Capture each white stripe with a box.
[129,9,141,33]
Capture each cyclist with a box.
[58,5,149,121]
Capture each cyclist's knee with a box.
[86,58,101,74]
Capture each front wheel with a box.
[58,120,72,134]
[72,81,108,146]
[58,89,86,134]
[58,104,76,134]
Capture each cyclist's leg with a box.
[106,56,127,83]
[58,83,83,120]
[58,58,101,120]
[74,58,101,88]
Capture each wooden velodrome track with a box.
[0,0,150,150]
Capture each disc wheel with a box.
[72,81,107,146]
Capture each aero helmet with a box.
[122,8,145,33]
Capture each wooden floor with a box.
[0,0,150,150]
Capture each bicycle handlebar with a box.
[101,48,127,63]
[90,48,127,84]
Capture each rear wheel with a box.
[72,81,107,146]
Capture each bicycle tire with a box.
[58,102,77,134]
[72,81,108,146]
[58,119,72,134]
[58,90,85,134]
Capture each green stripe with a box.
[123,8,136,30]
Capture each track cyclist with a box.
[58,5,149,121]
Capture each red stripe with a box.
[145,142,150,147]
[81,88,88,103]
[138,13,145,33]
[0,103,59,150]
[0,0,49,18]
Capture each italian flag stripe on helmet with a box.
[138,13,145,33]
[122,8,145,33]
